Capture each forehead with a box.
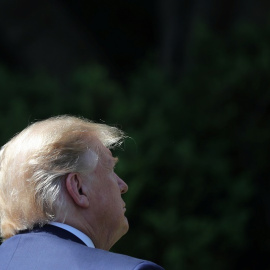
[94,138,117,164]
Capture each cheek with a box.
[94,187,117,211]
[89,174,122,212]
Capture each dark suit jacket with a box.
[0,225,164,270]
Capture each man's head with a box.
[0,115,128,249]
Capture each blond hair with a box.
[0,115,124,239]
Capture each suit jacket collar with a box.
[19,224,86,246]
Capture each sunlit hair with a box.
[0,115,125,239]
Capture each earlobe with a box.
[65,173,89,208]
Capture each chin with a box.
[124,220,129,233]
[121,218,129,236]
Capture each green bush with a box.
[0,21,270,270]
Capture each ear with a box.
[65,173,89,208]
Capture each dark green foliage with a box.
[0,21,270,269]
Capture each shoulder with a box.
[86,248,165,269]
[131,261,165,270]
[78,248,164,270]
[0,233,165,270]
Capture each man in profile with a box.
[0,115,164,270]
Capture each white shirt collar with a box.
[49,221,95,248]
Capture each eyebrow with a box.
[105,156,118,168]
[113,157,119,165]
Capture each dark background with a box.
[0,1,270,269]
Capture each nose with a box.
[117,176,128,194]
